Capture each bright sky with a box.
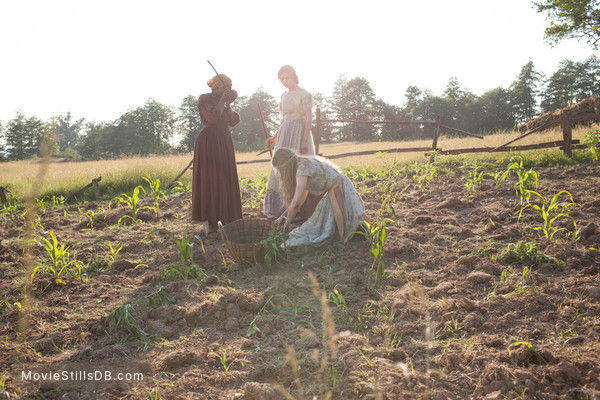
[0,0,595,124]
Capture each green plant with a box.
[81,208,98,229]
[507,341,547,364]
[583,129,600,162]
[328,287,349,314]
[109,303,150,350]
[171,180,191,194]
[211,350,235,372]
[464,168,485,191]
[148,229,207,281]
[242,171,268,210]
[0,188,20,213]
[488,169,510,186]
[143,175,166,208]
[144,286,176,308]
[524,189,578,240]
[112,186,156,225]
[107,241,123,264]
[412,160,440,187]
[500,241,564,267]
[259,228,287,266]
[506,155,538,217]
[356,184,397,291]
[32,231,82,284]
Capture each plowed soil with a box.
[1,162,600,399]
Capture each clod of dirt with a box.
[584,286,600,300]
[242,382,280,400]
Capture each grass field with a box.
[0,125,595,202]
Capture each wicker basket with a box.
[219,218,275,264]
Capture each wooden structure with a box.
[66,177,102,202]
[492,96,600,157]
[0,186,8,204]
[235,100,598,166]
[313,109,484,155]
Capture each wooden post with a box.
[315,108,321,155]
[0,186,7,204]
[430,116,441,162]
[562,118,573,158]
[92,178,101,200]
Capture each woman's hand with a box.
[223,89,238,104]
[300,141,309,154]
[266,136,276,148]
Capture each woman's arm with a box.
[275,175,309,229]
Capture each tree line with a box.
[0,57,598,162]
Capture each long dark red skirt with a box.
[191,126,242,227]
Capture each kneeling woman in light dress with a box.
[272,148,365,247]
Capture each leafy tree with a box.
[540,55,600,112]
[50,112,85,154]
[534,0,600,49]
[176,95,203,152]
[4,112,45,160]
[78,122,123,160]
[118,99,175,155]
[540,59,579,111]
[377,100,404,141]
[312,92,336,144]
[510,61,543,124]
[479,87,516,132]
[231,87,278,150]
[331,75,379,141]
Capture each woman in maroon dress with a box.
[192,74,243,234]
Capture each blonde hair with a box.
[272,148,341,206]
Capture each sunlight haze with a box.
[0,0,594,123]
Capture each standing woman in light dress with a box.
[263,65,317,219]
[271,148,365,247]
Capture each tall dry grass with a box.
[0,125,594,201]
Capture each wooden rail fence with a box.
[237,104,598,166]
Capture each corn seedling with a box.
[171,180,191,194]
[488,169,510,186]
[506,155,538,218]
[355,184,397,291]
[412,160,440,187]
[211,350,235,372]
[507,341,547,364]
[109,303,151,350]
[241,171,268,210]
[107,241,123,264]
[523,189,578,240]
[583,129,600,162]
[500,241,564,267]
[32,231,82,284]
[328,287,349,314]
[0,188,20,213]
[464,169,485,191]
[259,228,287,266]
[148,229,207,281]
[80,208,99,229]
[143,175,166,208]
[112,185,157,225]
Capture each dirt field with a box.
[1,160,600,399]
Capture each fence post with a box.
[562,118,573,158]
[315,108,321,155]
[430,116,441,162]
